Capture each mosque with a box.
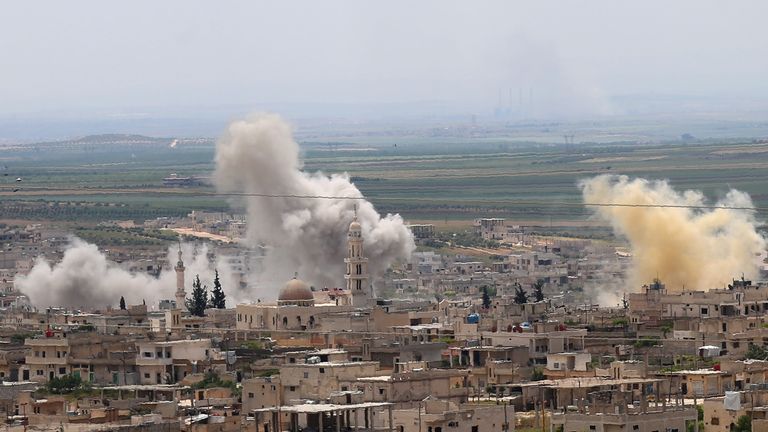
[234,212,372,333]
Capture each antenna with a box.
[353,204,358,220]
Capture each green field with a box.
[2,132,768,231]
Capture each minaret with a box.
[345,206,370,306]
[174,240,186,309]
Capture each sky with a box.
[1,1,767,122]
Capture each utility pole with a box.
[418,402,422,432]
[503,401,509,432]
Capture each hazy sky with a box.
[1,1,767,119]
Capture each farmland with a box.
[2,126,768,234]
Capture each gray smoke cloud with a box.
[214,113,415,296]
[580,175,766,292]
[16,238,242,309]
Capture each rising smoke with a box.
[16,238,241,309]
[580,175,766,292]
[214,113,415,296]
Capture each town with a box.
[0,210,765,432]
[3,1,768,431]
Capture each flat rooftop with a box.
[252,401,391,414]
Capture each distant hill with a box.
[38,134,171,146]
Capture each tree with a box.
[481,285,491,309]
[513,282,528,305]
[209,269,226,309]
[746,344,768,360]
[47,374,87,394]
[687,405,705,432]
[532,279,545,302]
[186,275,208,317]
[119,296,126,310]
[733,415,751,432]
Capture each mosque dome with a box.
[278,277,314,304]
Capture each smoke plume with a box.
[214,113,415,295]
[16,238,242,309]
[580,175,766,292]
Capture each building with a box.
[174,244,186,312]
[474,218,506,240]
[345,211,371,307]
[392,399,511,432]
[407,224,435,239]
[135,339,224,384]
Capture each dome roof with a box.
[349,219,361,231]
[278,277,314,302]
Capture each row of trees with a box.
[481,279,545,309]
[187,270,226,317]
[117,270,227,316]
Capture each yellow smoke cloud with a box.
[580,175,766,291]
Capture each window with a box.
[589,427,596,431]
[471,427,478,432]
[41,351,46,358]
[248,392,255,398]
[379,388,385,395]
[553,362,560,369]
[633,426,639,430]
[59,367,66,374]
[143,352,152,358]
[36,370,43,376]
[144,373,150,379]
[289,386,296,392]
[319,368,325,374]
[711,418,720,426]
[304,372,309,379]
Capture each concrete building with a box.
[135,339,223,384]
[252,402,393,432]
[392,399,511,432]
[279,360,381,403]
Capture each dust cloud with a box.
[580,175,766,292]
[213,113,415,297]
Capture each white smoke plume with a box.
[214,113,415,296]
[580,175,766,292]
[16,238,242,309]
